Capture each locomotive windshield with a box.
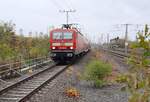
[63,32,72,39]
[52,32,73,39]
[53,32,62,39]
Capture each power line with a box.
[51,0,75,10]
[62,0,80,23]
[50,0,64,10]
[50,0,79,24]
[63,0,73,9]
[63,0,79,23]
[50,0,81,30]
[50,0,78,23]
[124,24,130,54]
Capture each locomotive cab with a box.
[50,28,76,62]
[49,24,90,63]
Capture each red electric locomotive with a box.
[49,24,90,62]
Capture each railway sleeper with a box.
[28,79,47,82]
[17,86,36,89]
[6,90,30,94]
[25,78,47,82]
[24,81,45,85]
[0,93,25,98]
[12,88,33,92]
[21,82,42,85]
[29,78,51,82]
[40,88,49,92]
[37,90,48,94]
[22,82,43,86]
[30,77,49,80]
[0,97,20,102]
[25,83,43,86]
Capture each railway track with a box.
[101,48,128,59]
[101,48,150,67]
[0,63,69,102]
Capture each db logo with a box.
[61,43,64,46]
[59,47,66,49]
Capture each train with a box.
[49,24,90,63]
[109,37,125,48]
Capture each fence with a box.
[0,56,51,79]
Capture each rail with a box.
[101,48,129,58]
[0,64,69,102]
[100,47,150,67]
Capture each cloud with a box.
[0,0,149,42]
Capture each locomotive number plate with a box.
[60,43,65,46]
[59,47,67,49]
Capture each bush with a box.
[0,21,50,63]
[83,60,112,87]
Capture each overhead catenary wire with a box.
[62,0,79,23]
[62,0,73,9]
[50,0,78,24]
[53,0,80,24]
[50,0,64,10]
[65,0,81,23]
[50,0,86,36]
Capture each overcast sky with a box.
[0,0,150,42]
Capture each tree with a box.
[0,21,50,64]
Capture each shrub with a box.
[117,25,150,102]
[83,60,112,87]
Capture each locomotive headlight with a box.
[70,46,73,49]
[67,53,73,57]
[52,47,56,49]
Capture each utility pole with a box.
[118,24,132,54]
[124,24,129,54]
[114,24,149,54]
[107,33,109,47]
[120,24,143,54]
[19,28,23,36]
[59,9,76,24]
[101,34,103,45]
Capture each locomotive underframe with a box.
[50,50,75,62]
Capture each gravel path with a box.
[29,50,129,102]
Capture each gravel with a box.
[0,50,129,102]
[28,50,129,102]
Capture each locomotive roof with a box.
[50,28,78,32]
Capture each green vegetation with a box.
[0,21,49,64]
[83,60,112,87]
[117,25,150,102]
